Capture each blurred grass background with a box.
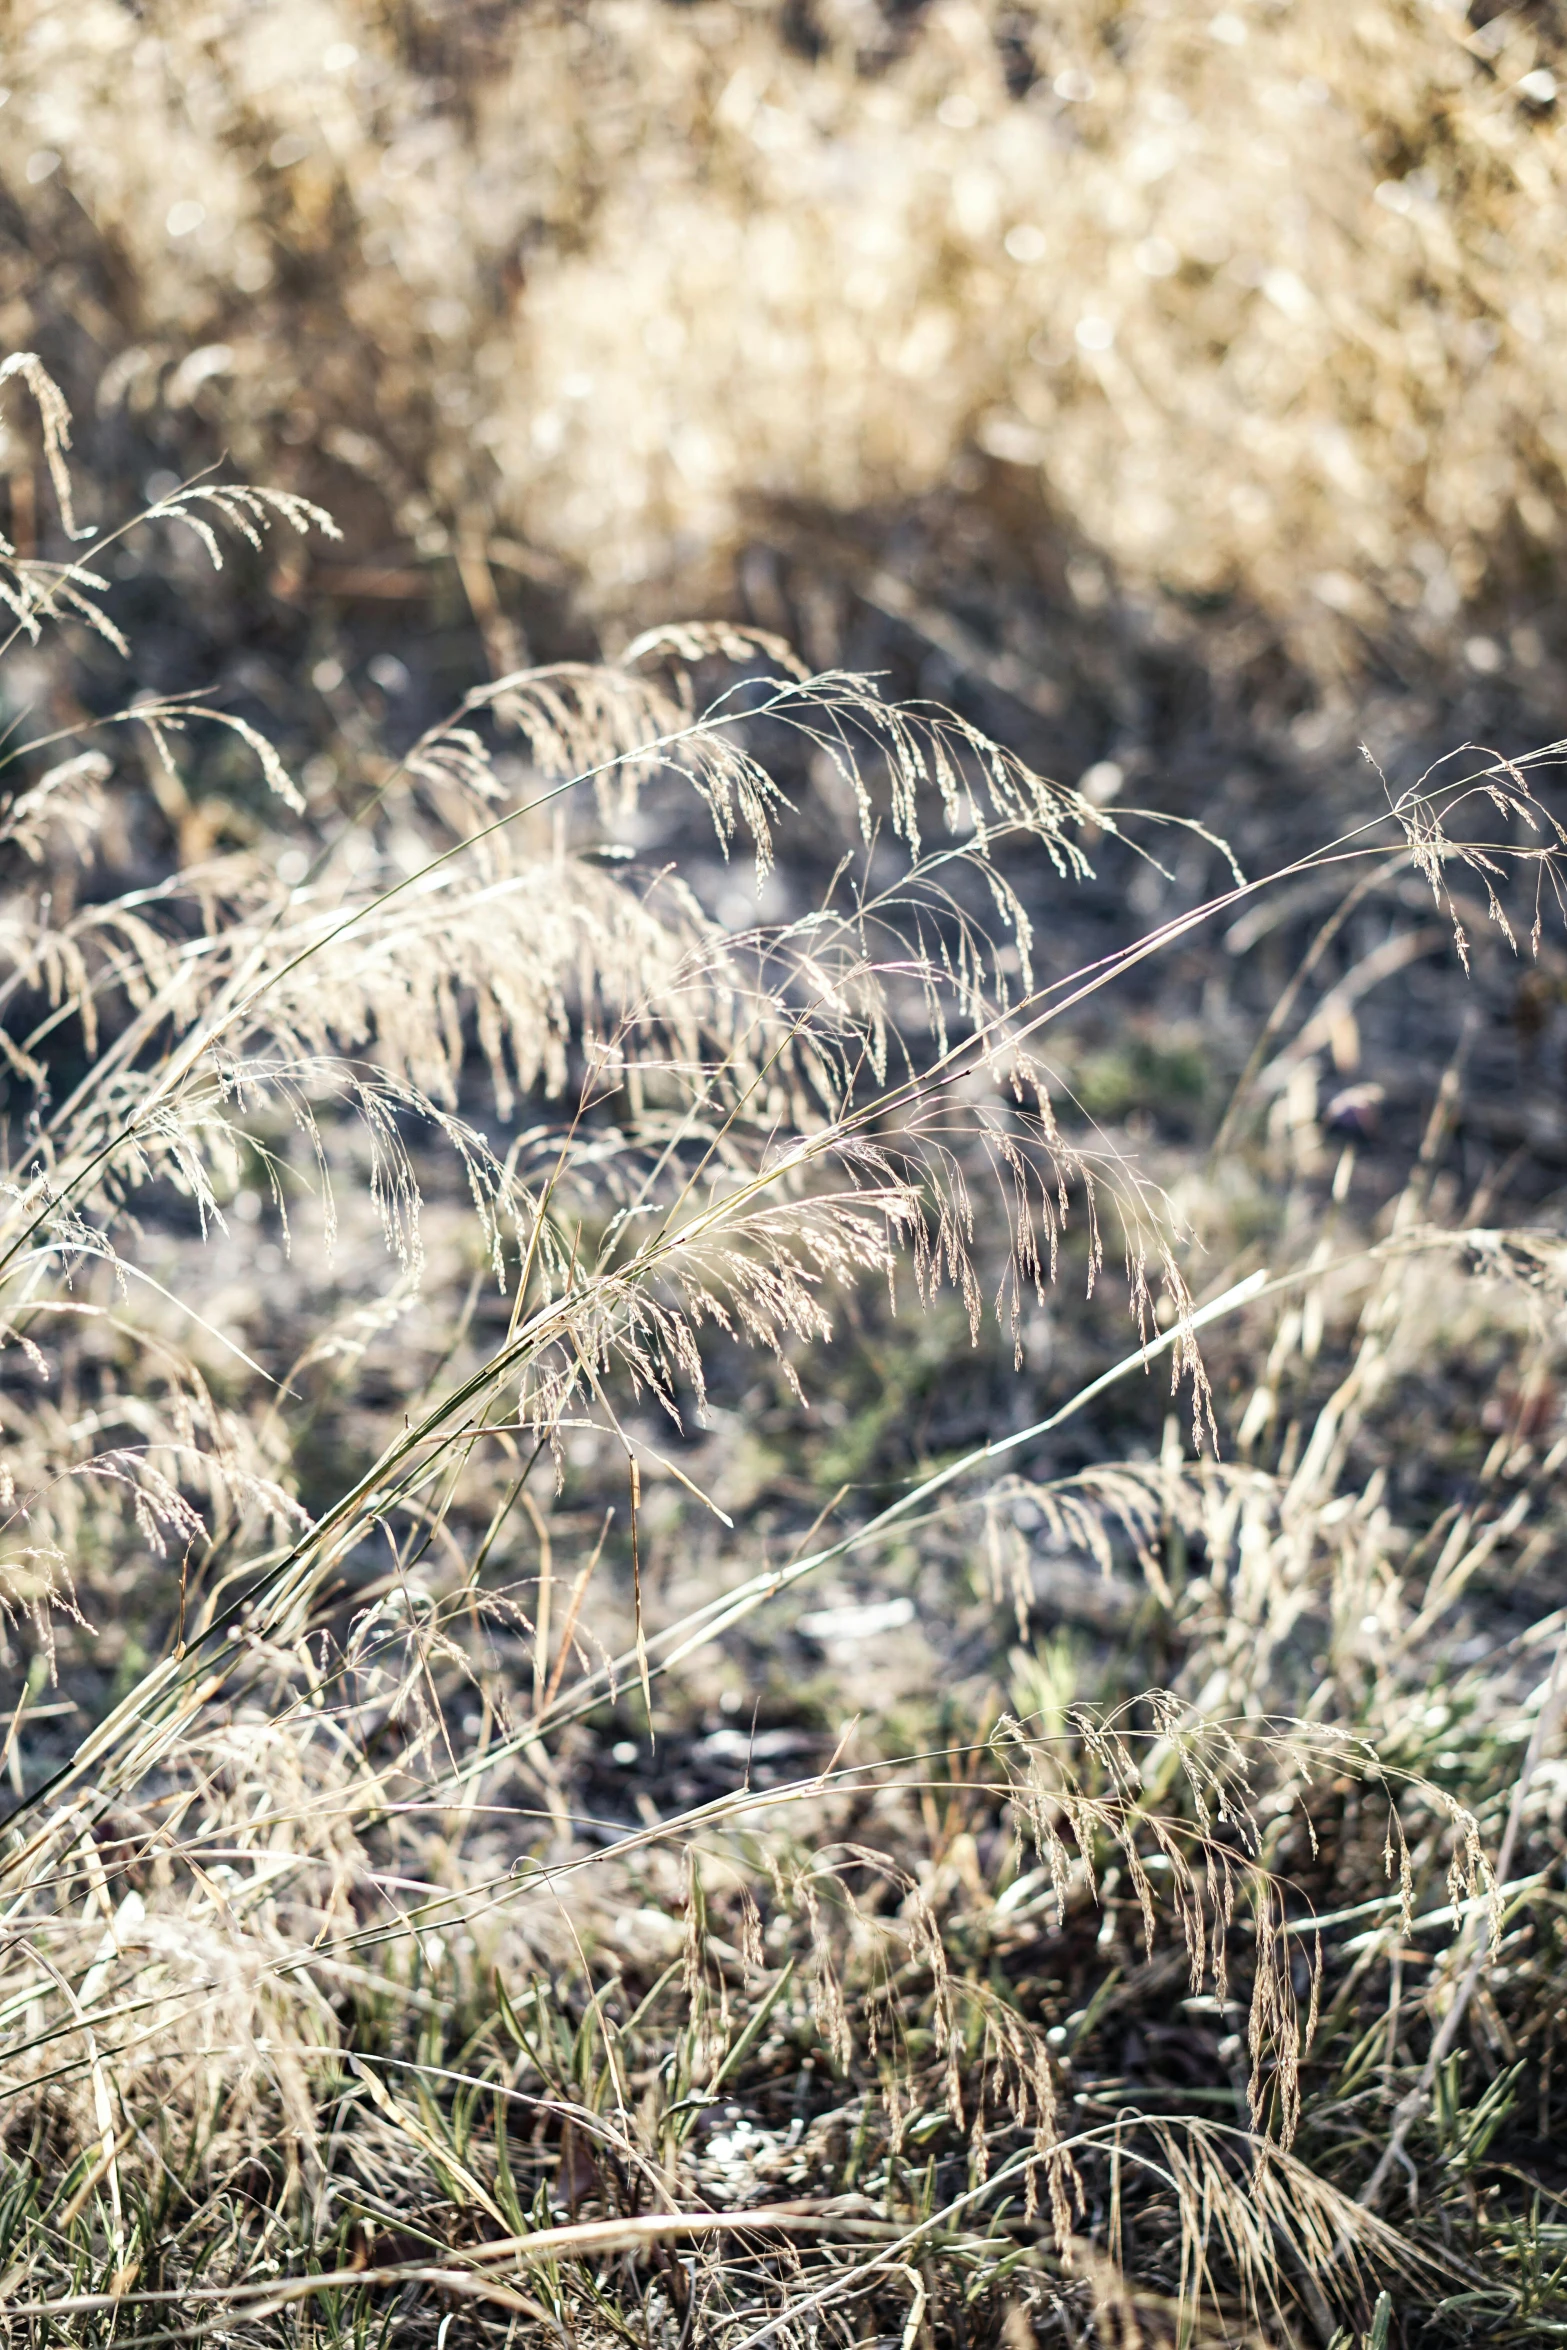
[6,0,1567,790]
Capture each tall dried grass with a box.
[0,354,1565,2346]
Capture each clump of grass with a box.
[2,357,1567,2350]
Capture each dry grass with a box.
[2,8,1567,2341]
[0,345,1564,2350]
[5,0,1567,725]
